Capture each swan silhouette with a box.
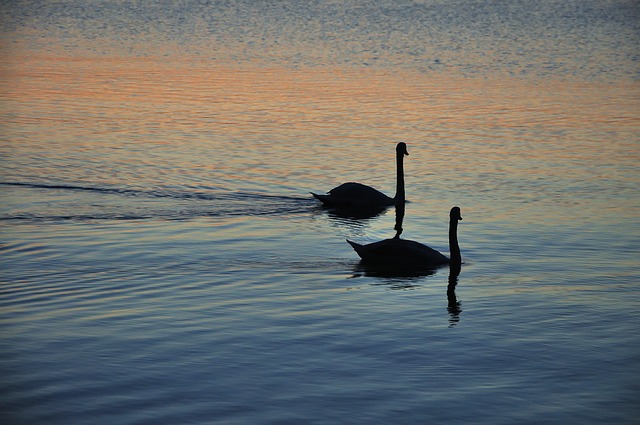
[347,206,463,268]
[311,142,409,207]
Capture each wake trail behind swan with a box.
[1,181,313,222]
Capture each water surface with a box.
[1,1,639,424]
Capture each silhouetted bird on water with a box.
[311,142,409,207]
[347,207,463,269]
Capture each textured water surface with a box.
[1,1,639,424]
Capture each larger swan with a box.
[311,142,409,207]
[347,207,463,268]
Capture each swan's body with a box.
[312,142,409,207]
[347,238,449,266]
[313,182,393,207]
[347,207,462,268]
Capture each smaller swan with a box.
[347,207,463,268]
[312,142,409,207]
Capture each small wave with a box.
[0,213,154,222]
[1,181,308,201]
[1,181,315,222]
[1,181,218,201]
[1,181,148,197]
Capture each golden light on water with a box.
[4,53,637,133]
[2,51,638,211]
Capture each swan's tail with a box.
[311,192,329,204]
[346,239,363,252]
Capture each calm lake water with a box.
[1,1,639,424]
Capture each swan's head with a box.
[396,142,409,156]
[450,206,462,221]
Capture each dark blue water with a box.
[1,1,639,424]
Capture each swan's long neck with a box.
[394,151,405,203]
[449,217,461,266]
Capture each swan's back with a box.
[347,238,449,267]
[314,182,393,207]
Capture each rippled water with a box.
[1,1,640,424]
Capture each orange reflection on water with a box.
[3,51,637,137]
[2,51,638,202]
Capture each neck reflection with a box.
[393,201,405,238]
[447,262,462,327]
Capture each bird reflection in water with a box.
[323,204,388,221]
[447,261,462,327]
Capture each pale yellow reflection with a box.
[2,51,638,200]
[3,51,637,139]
